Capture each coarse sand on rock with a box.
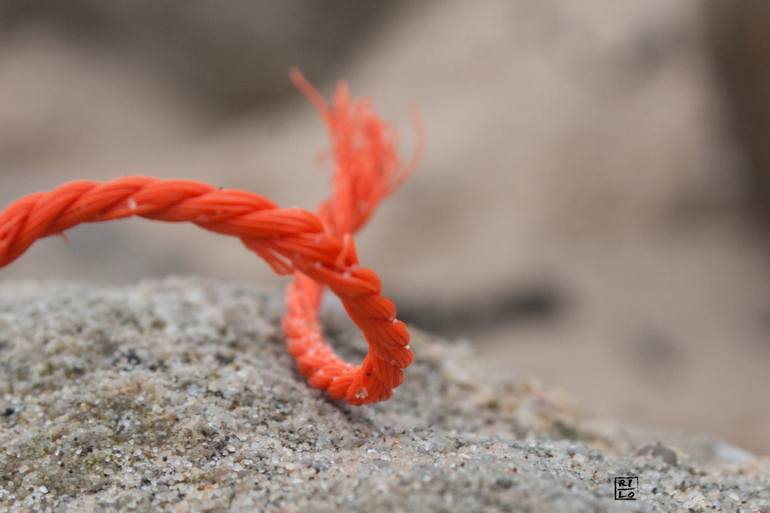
[0,278,768,512]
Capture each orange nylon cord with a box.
[0,70,420,405]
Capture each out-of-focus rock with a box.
[705,0,770,220]
[0,0,398,116]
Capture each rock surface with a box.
[0,278,767,512]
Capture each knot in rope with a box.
[0,70,422,405]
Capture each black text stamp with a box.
[614,477,638,500]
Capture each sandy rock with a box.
[0,278,767,512]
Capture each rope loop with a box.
[0,70,422,405]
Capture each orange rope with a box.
[0,70,421,405]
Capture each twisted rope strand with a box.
[0,71,419,405]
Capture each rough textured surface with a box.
[0,278,768,512]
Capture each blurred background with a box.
[1,1,768,453]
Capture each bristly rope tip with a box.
[0,69,422,406]
[289,67,423,236]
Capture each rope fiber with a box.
[0,70,421,405]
